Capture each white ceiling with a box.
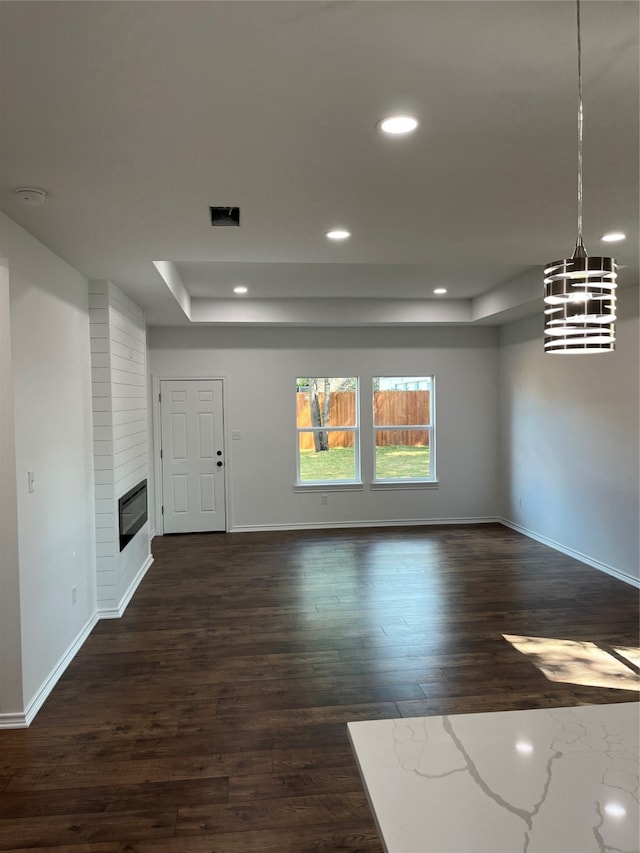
[1,0,638,327]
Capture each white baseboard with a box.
[500,518,640,589]
[0,611,100,729]
[0,711,29,729]
[1,555,154,729]
[98,554,153,619]
[230,516,500,533]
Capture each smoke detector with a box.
[15,187,47,205]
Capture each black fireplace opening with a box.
[119,479,148,551]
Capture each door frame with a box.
[152,375,230,535]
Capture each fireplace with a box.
[118,480,148,551]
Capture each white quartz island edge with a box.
[348,702,639,853]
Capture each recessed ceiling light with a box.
[233,285,248,294]
[325,229,351,241]
[601,232,626,243]
[433,287,447,295]
[377,115,419,135]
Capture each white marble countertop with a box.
[348,702,639,853]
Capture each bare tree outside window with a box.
[296,377,359,483]
[309,377,331,452]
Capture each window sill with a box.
[293,481,438,492]
[371,480,439,491]
[293,483,364,493]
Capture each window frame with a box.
[372,376,436,485]
[295,377,361,486]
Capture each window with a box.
[373,376,435,482]
[296,378,359,484]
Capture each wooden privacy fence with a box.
[297,391,431,451]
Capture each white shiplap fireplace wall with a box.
[89,281,152,617]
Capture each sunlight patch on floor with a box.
[615,646,640,670]
[503,634,640,691]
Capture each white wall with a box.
[149,325,500,531]
[0,213,97,715]
[90,280,150,615]
[498,283,640,584]
[147,335,156,536]
[0,257,23,718]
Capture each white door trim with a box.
[151,375,229,535]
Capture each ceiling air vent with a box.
[210,206,240,227]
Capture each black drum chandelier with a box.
[543,0,617,354]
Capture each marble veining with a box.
[348,702,639,853]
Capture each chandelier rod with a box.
[574,0,585,258]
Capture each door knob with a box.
[217,460,223,467]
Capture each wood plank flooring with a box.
[1,523,638,852]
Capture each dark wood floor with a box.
[1,523,638,852]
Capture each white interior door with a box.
[160,379,226,533]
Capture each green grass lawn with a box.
[299,445,430,481]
